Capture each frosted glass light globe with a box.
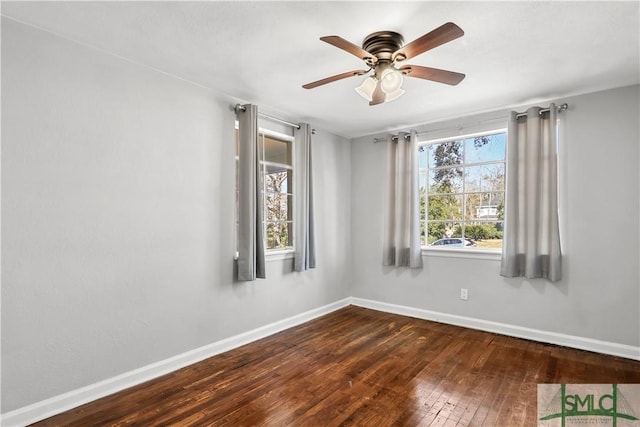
[380,68,403,94]
[355,76,377,101]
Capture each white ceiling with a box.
[2,1,639,138]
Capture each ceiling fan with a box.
[302,22,466,106]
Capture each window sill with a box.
[233,249,294,262]
[265,249,295,262]
[422,247,501,261]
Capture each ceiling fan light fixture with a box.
[380,67,403,94]
[304,23,465,107]
[355,76,377,101]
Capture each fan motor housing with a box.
[362,31,404,61]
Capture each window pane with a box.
[464,221,503,250]
[265,193,290,221]
[464,164,505,193]
[266,222,291,249]
[418,146,428,169]
[419,187,427,221]
[428,141,463,168]
[265,170,291,194]
[419,172,427,192]
[429,168,463,193]
[264,136,292,166]
[427,221,462,245]
[428,195,463,220]
[464,133,506,164]
[465,192,504,220]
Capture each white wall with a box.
[1,19,351,413]
[350,84,639,349]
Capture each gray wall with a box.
[1,19,351,412]
[350,84,640,347]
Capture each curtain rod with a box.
[234,104,301,129]
[373,134,411,143]
[372,102,569,143]
[515,102,568,119]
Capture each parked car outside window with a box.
[431,238,477,247]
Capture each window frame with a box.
[259,128,295,254]
[235,124,296,259]
[418,128,507,259]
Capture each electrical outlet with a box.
[460,288,468,300]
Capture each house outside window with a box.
[235,127,294,253]
[419,130,506,251]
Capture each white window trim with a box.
[418,127,507,259]
[421,246,502,261]
[265,249,295,261]
[234,249,294,261]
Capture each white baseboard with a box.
[0,298,351,427]
[351,297,640,361]
[4,296,639,426]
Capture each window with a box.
[261,132,294,250]
[235,127,295,252]
[418,130,506,251]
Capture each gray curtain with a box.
[294,123,316,271]
[382,131,423,268]
[500,104,562,282]
[236,104,265,281]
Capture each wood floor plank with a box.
[30,306,640,426]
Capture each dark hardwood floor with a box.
[31,306,640,426]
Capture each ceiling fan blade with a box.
[369,81,385,106]
[393,22,464,62]
[399,65,465,86]
[320,36,377,64]
[302,69,369,89]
